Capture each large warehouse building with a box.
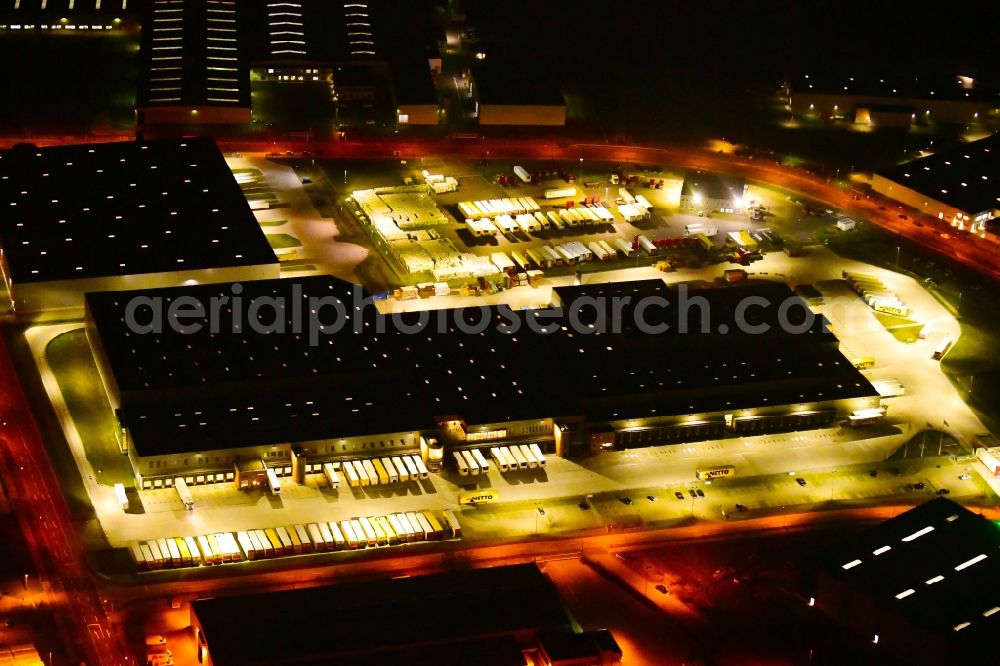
[83,277,882,490]
[0,137,279,319]
[804,498,999,665]
[789,74,997,126]
[191,564,621,666]
[871,133,1000,234]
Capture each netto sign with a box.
[459,489,500,506]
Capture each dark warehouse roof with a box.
[791,73,999,103]
[192,564,567,665]
[680,171,748,201]
[0,137,277,284]
[85,277,878,457]
[875,133,1000,215]
[812,498,1000,657]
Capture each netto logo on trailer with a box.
[459,490,500,506]
[873,303,907,318]
[696,466,735,481]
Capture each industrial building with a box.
[470,65,566,126]
[803,498,999,666]
[871,133,1000,233]
[789,73,997,126]
[190,564,620,666]
[0,137,278,319]
[679,172,748,213]
[83,276,881,490]
[137,0,253,127]
[0,0,134,31]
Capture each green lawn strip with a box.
[266,233,302,250]
[46,331,134,487]
[872,312,923,343]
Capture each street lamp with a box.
[895,245,901,268]
[535,506,545,534]
[578,157,583,184]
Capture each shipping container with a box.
[423,511,445,540]
[328,522,347,550]
[323,462,340,490]
[413,512,434,540]
[361,459,379,486]
[454,451,469,476]
[442,510,462,539]
[529,443,547,467]
[275,527,294,555]
[403,455,419,479]
[340,520,361,549]
[461,449,479,475]
[350,519,368,548]
[286,525,303,554]
[371,458,390,485]
[357,517,378,547]
[114,483,129,512]
[412,455,430,479]
[392,457,410,482]
[471,448,490,473]
[308,523,326,552]
[545,186,577,199]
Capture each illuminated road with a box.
[0,335,130,666]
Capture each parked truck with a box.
[513,166,531,183]
[637,235,657,255]
[544,186,577,199]
[114,483,129,512]
[174,477,194,510]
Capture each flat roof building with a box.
[871,133,1000,234]
[471,65,566,127]
[137,0,252,127]
[0,137,278,318]
[0,0,134,31]
[190,564,579,665]
[83,277,880,489]
[680,172,748,212]
[804,498,1000,665]
[789,73,997,126]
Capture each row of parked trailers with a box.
[459,197,541,220]
[842,271,910,317]
[493,238,636,273]
[452,444,547,476]
[130,510,462,570]
[465,205,616,238]
[337,455,429,489]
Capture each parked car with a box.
[796,478,807,487]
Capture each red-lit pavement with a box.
[0,334,130,666]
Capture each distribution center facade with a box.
[0,137,279,318]
[871,133,1000,234]
[84,276,882,490]
[804,498,999,665]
